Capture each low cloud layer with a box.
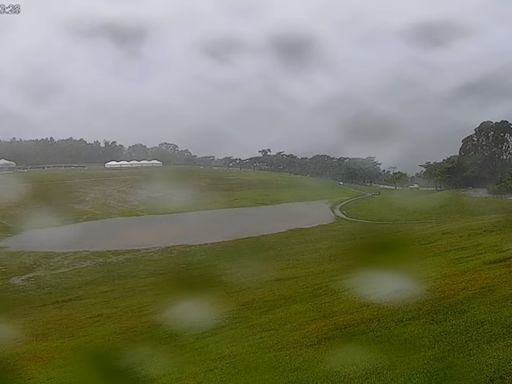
[402,19,471,49]
[0,0,511,171]
[268,30,322,71]
[200,36,248,65]
[71,20,150,55]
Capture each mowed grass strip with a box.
[344,188,512,222]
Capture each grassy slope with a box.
[0,167,355,238]
[1,169,512,383]
[344,188,512,222]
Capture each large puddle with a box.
[0,201,334,252]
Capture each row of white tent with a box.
[105,160,163,168]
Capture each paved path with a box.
[333,194,393,224]
[332,192,434,225]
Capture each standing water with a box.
[0,201,334,252]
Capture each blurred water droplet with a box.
[0,320,21,346]
[19,208,64,230]
[0,176,27,205]
[121,346,174,379]
[343,270,424,304]
[133,180,198,210]
[160,297,225,333]
[325,343,384,372]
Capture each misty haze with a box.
[1,1,512,383]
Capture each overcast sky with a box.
[1,0,511,171]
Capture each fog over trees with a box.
[0,139,195,166]
[0,137,385,184]
[4,120,512,191]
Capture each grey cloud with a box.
[268,30,321,70]
[452,68,512,106]
[1,0,511,172]
[343,112,402,143]
[71,20,149,55]
[402,19,471,49]
[200,36,248,64]
[18,73,61,105]
[0,108,37,138]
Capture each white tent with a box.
[105,161,121,168]
[105,160,163,168]
[0,159,16,168]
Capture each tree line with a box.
[0,137,395,184]
[0,138,197,166]
[231,149,385,184]
[420,120,512,192]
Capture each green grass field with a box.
[1,167,512,383]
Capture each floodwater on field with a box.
[0,201,334,252]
